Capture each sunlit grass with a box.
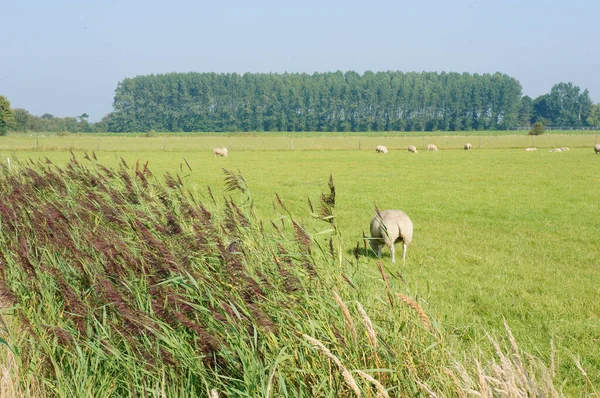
[2,131,599,152]
[0,136,598,395]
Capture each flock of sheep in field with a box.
[213,143,600,157]
[371,143,600,154]
[210,142,600,263]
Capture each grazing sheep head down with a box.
[369,210,413,263]
[595,144,600,154]
[212,147,228,157]
[376,145,388,153]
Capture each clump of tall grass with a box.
[0,154,571,396]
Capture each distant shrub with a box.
[529,122,545,135]
[56,131,70,137]
[145,129,157,137]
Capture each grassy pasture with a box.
[2,130,599,152]
[1,134,599,394]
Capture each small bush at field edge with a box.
[529,122,545,135]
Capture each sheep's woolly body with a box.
[369,210,413,263]
[376,145,388,154]
[213,147,228,157]
[550,148,562,152]
[595,144,600,154]
[464,143,472,150]
[560,147,570,151]
[407,145,417,153]
[524,147,537,151]
[426,144,438,151]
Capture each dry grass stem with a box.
[303,334,361,397]
[443,368,468,398]
[396,294,432,331]
[332,291,356,340]
[415,379,439,398]
[503,320,525,372]
[355,370,389,398]
[356,302,377,351]
[475,359,491,398]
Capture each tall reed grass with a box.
[0,154,574,396]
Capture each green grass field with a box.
[2,130,599,152]
[1,133,599,395]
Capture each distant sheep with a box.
[464,143,472,150]
[427,144,438,151]
[369,209,413,263]
[524,147,537,151]
[595,144,600,154]
[560,147,570,151]
[376,145,388,154]
[213,147,228,157]
[549,148,562,152]
[407,145,418,153]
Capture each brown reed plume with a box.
[396,294,433,332]
[319,173,336,224]
[223,168,248,193]
[356,302,378,351]
[292,220,312,254]
[332,291,357,340]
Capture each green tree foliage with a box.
[518,96,533,126]
[532,82,593,128]
[12,108,30,132]
[532,94,551,126]
[108,71,524,132]
[0,96,15,136]
[77,113,92,132]
[586,103,600,127]
[548,83,582,127]
[8,110,105,133]
[529,121,545,135]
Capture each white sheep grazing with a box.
[376,145,388,154]
[560,147,570,151]
[426,144,438,151]
[212,147,228,157]
[550,148,562,152]
[407,145,418,153]
[369,209,413,263]
[464,143,472,150]
[524,147,537,151]
[595,144,600,154]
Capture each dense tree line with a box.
[1,72,597,134]
[9,109,99,133]
[107,71,526,132]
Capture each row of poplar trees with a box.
[107,71,526,132]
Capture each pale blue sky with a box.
[1,0,599,122]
